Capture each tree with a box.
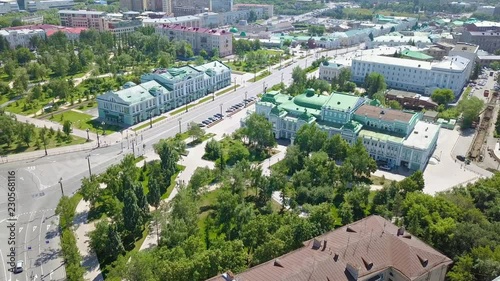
[387,100,403,110]
[248,10,258,22]
[80,177,101,206]
[154,139,180,176]
[323,134,349,161]
[364,72,387,98]
[199,49,208,59]
[291,66,307,93]
[19,123,35,147]
[431,88,455,105]
[106,224,124,261]
[345,138,377,179]
[458,96,484,129]
[122,189,143,237]
[187,122,205,142]
[368,32,374,41]
[147,177,162,209]
[13,68,29,94]
[294,123,328,154]
[204,139,222,161]
[89,220,110,261]
[63,120,72,139]
[241,112,276,150]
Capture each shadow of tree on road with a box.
[73,209,88,227]
[34,248,61,266]
[45,228,59,240]
[82,253,100,272]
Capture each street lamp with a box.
[281,73,284,84]
[219,103,223,115]
[132,140,135,156]
[41,132,47,156]
[185,100,189,113]
[86,128,90,142]
[101,121,105,136]
[86,154,92,177]
[58,177,64,197]
[149,111,153,129]
[96,129,100,148]
[245,91,248,101]
[178,118,182,134]
[234,77,237,91]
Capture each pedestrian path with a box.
[73,200,104,281]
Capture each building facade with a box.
[448,42,478,78]
[210,0,231,12]
[155,24,232,57]
[351,55,470,97]
[97,61,231,126]
[58,10,106,30]
[254,89,440,170]
[142,15,201,27]
[0,1,19,14]
[0,28,45,48]
[319,61,349,82]
[460,30,500,54]
[26,0,75,11]
[232,3,273,18]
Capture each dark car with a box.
[456,155,466,162]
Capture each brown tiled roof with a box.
[355,104,416,123]
[206,215,452,281]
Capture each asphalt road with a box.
[0,44,362,281]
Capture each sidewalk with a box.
[73,200,104,281]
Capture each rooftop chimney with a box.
[397,226,405,236]
[322,240,328,251]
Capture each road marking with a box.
[19,227,23,233]
[47,224,51,230]
[0,249,8,281]
[50,272,53,280]
[38,211,45,276]
[33,226,37,232]
[19,177,24,181]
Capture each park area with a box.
[49,110,121,135]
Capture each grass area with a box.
[248,70,271,83]
[50,110,121,135]
[197,188,222,244]
[0,126,87,155]
[161,165,186,200]
[216,85,240,97]
[0,94,8,106]
[170,95,214,116]
[132,116,167,132]
[370,175,388,187]
[225,61,267,73]
[6,96,55,115]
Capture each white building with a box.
[98,61,231,126]
[0,0,19,14]
[476,5,496,16]
[211,0,232,13]
[142,15,201,27]
[368,33,432,49]
[319,61,349,82]
[448,42,478,78]
[0,28,45,48]
[351,55,470,96]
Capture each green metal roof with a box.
[401,50,433,61]
[324,92,362,112]
[293,89,329,110]
[230,27,238,33]
[359,129,404,143]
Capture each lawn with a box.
[50,110,121,135]
[248,70,271,83]
[225,61,267,73]
[161,165,186,200]
[0,94,8,106]
[0,126,87,155]
[6,96,55,115]
[132,116,167,131]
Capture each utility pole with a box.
[234,77,237,91]
[86,155,92,177]
[58,178,64,197]
[178,118,182,134]
[96,130,100,148]
[185,100,188,112]
[86,128,90,142]
[219,103,223,115]
[281,73,284,84]
[149,111,153,128]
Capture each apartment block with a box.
[97,61,231,126]
[155,24,232,57]
[58,10,106,30]
[207,215,452,281]
[232,3,273,17]
[210,0,232,13]
[351,55,470,96]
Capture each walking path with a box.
[73,200,104,281]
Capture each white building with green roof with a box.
[255,89,440,170]
[97,61,231,126]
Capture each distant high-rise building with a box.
[210,0,232,12]
[172,0,209,16]
[120,0,147,11]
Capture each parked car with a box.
[456,155,466,162]
[198,123,206,127]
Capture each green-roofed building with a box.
[98,61,231,126]
[255,89,440,170]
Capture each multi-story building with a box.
[103,18,142,36]
[351,55,470,97]
[386,89,438,111]
[448,42,478,78]
[142,15,201,27]
[319,61,349,82]
[26,0,75,11]
[0,0,19,14]
[119,0,146,11]
[21,15,44,25]
[97,61,231,126]
[171,0,209,16]
[210,0,232,12]
[368,33,432,49]
[0,28,45,48]
[58,10,106,30]
[155,24,232,57]
[207,215,452,281]
[254,89,440,170]
[232,3,273,18]
[460,30,500,54]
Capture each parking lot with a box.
[198,97,256,128]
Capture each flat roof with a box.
[324,92,362,112]
[451,43,478,53]
[355,104,416,123]
[58,10,105,15]
[403,121,440,149]
[354,55,469,71]
[359,129,404,143]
